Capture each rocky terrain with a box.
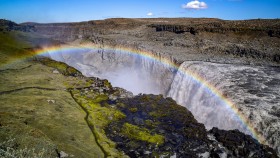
[0,19,280,157]
[22,18,280,65]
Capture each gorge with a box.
[1,18,280,157]
[44,45,280,155]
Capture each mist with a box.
[45,48,253,136]
[46,48,164,95]
[104,68,161,95]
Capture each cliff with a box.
[18,18,280,66]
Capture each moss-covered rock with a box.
[37,57,81,76]
[106,94,210,157]
[70,89,127,157]
[121,123,164,145]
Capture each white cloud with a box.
[182,0,208,10]
[147,12,153,16]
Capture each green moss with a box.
[103,79,111,88]
[63,81,72,89]
[71,90,126,157]
[149,111,167,118]
[39,58,80,76]
[116,102,126,108]
[62,76,93,89]
[121,123,164,145]
[85,79,94,86]
[92,94,109,103]
[66,67,80,76]
[129,107,138,113]
[113,111,126,120]
[144,119,158,128]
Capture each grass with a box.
[0,33,108,157]
[0,138,55,158]
[0,31,38,66]
[38,57,81,76]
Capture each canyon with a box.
[45,44,280,156]
[1,18,280,157]
[32,18,280,154]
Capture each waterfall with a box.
[167,61,249,133]
[167,61,280,154]
[46,49,280,153]
[47,48,175,95]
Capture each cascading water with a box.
[167,62,249,132]
[167,61,280,154]
[46,48,176,95]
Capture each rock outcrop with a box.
[148,19,280,38]
[209,127,277,158]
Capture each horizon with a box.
[1,0,280,23]
[3,17,280,25]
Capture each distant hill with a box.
[0,19,35,32]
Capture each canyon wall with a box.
[23,18,280,65]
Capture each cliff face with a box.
[22,18,280,65]
[148,19,280,37]
[21,18,142,41]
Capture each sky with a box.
[0,0,280,23]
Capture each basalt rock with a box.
[209,127,278,157]
[148,21,280,38]
[106,94,209,157]
[105,94,277,158]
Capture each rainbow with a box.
[6,43,267,145]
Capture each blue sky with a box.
[0,0,280,23]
